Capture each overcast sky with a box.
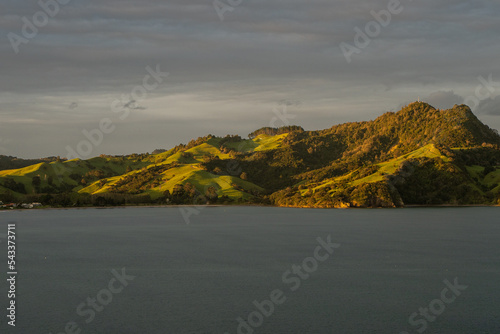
[1,0,499,158]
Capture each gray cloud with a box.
[477,96,500,116]
[1,0,499,157]
[424,91,464,110]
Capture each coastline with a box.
[1,203,498,212]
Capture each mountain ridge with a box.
[1,102,500,208]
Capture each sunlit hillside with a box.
[1,102,500,208]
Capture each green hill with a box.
[1,102,500,208]
[0,155,60,171]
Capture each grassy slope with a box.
[253,133,288,151]
[304,144,448,195]
[76,135,276,200]
[80,164,264,200]
[301,144,493,201]
[185,142,231,161]
[223,134,288,153]
[465,165,500,192]
[485,169,500,192]
[0,158,149,195]
[352,144,447,186]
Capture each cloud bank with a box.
[1,0,499,157]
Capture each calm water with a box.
[0,207,499,333]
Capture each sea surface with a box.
[0,207,499,334]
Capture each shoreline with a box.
[1,203,499,212]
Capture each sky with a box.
[1,0,499,158]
